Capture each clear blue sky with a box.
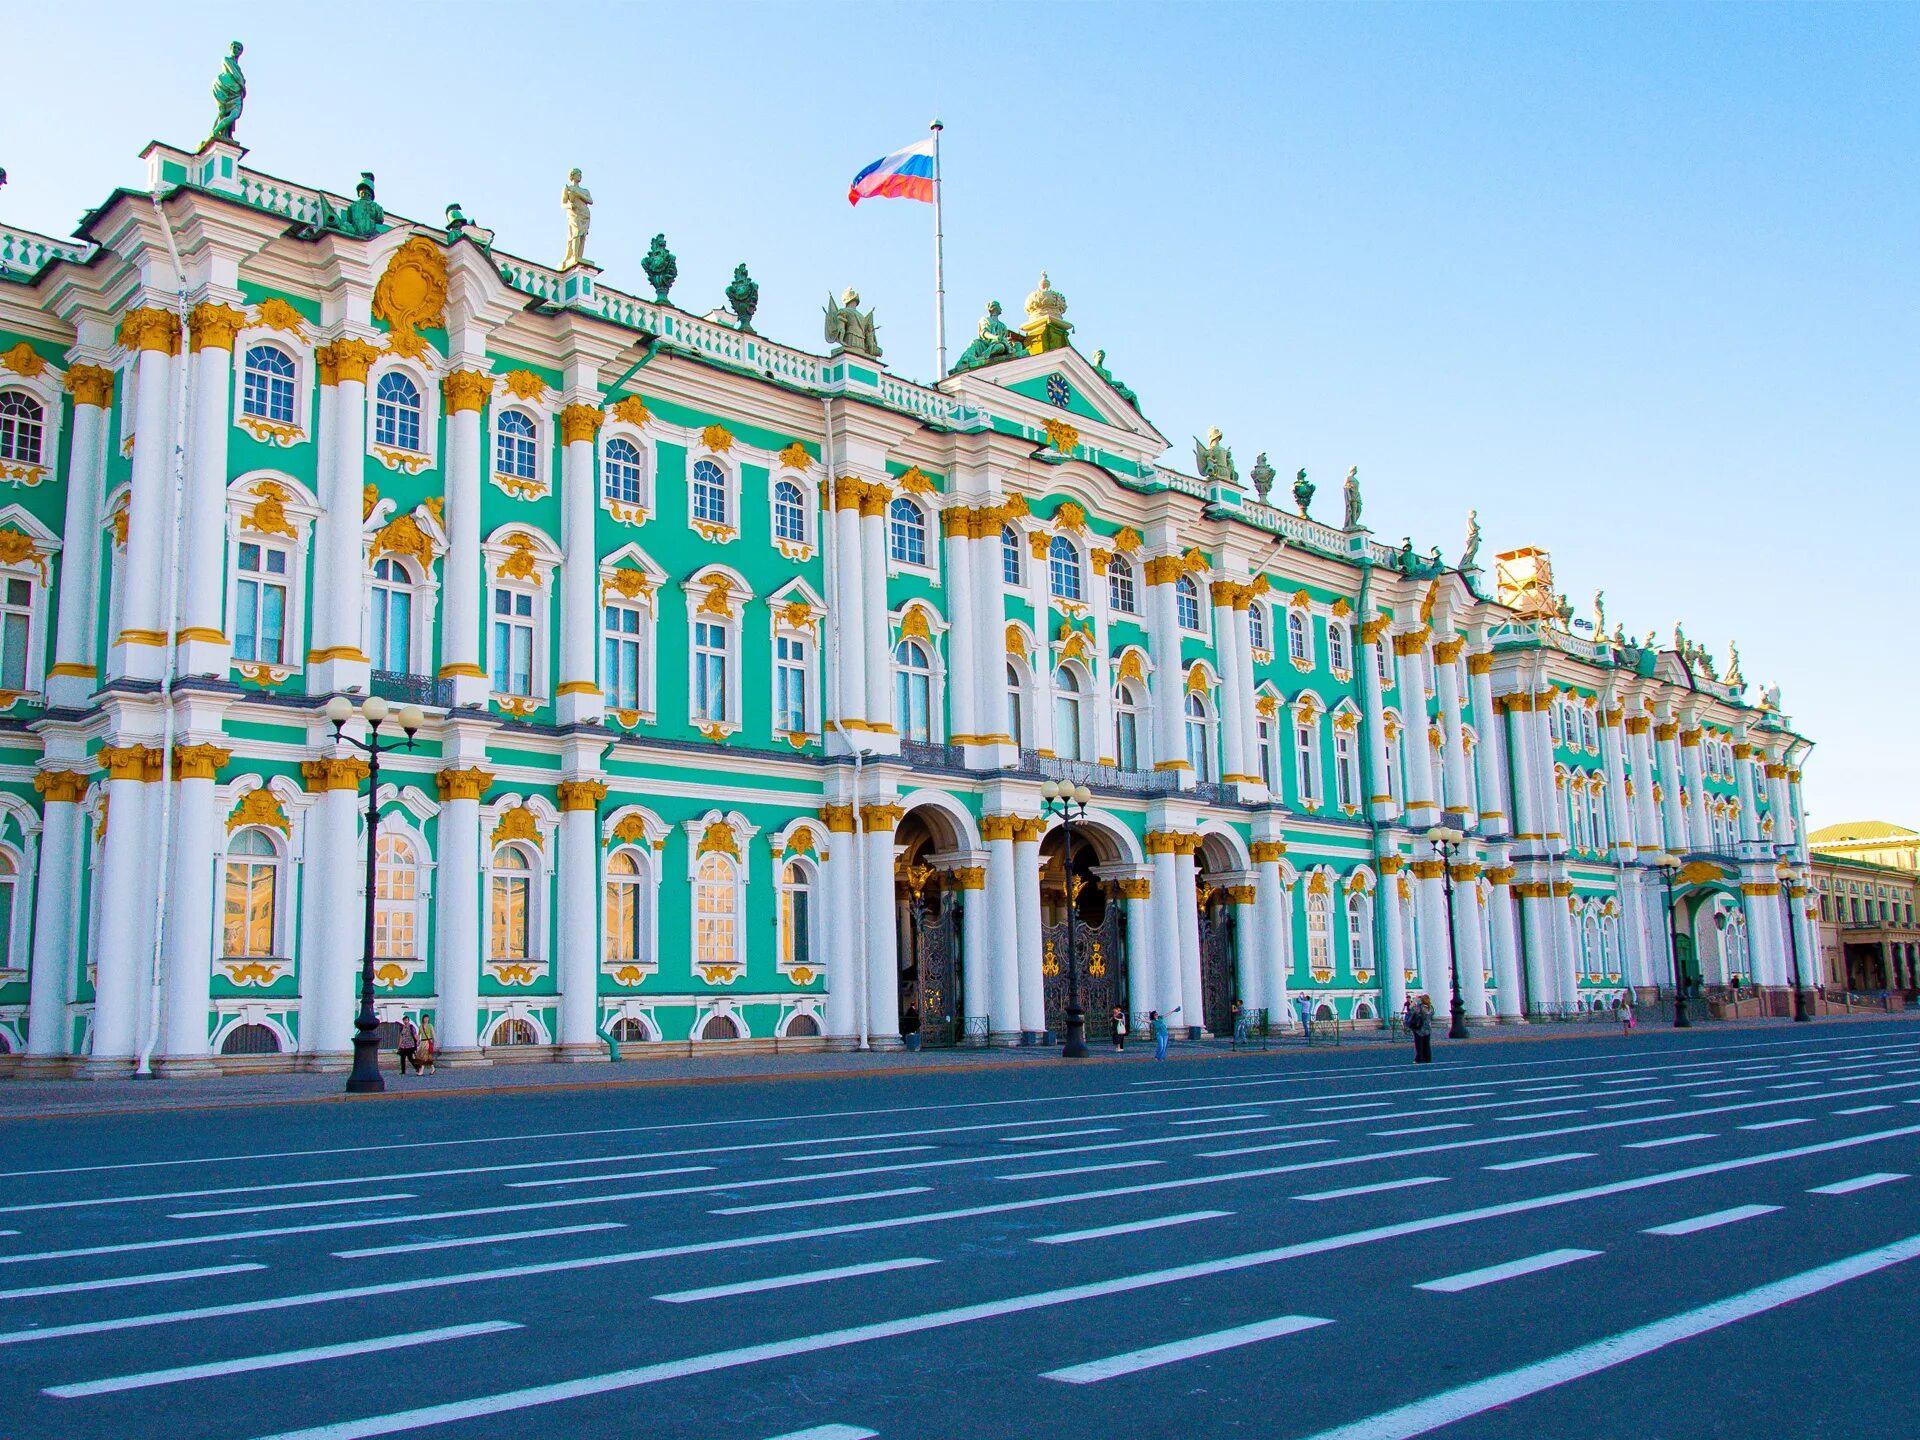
[8,2,1916,828]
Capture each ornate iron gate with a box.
[905,887,963,1047]
[1198,897,1238,1036]
[1043,904,1126,1039]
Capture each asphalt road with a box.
[3,1020,1918,1440]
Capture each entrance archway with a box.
[1039,817,1130,1039]
[1195,833,1245,1035]
[894,806,968,1047]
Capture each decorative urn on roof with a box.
[1020,271,1073,353]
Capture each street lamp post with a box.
[1777,845,1813,1023]
[1655,854,1691,1029]
[1040,780,1093,1059]
[325,694,425,1094]
[1424,825,1470,1040]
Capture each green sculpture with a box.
[302,172,385,239]
[642,234,678,303]
[1291,466,1314,516]
[1192,428,1238,488]
[951,301,1026,373]
[725,264,760,331]
[444,203,469,239]
[1342,466,1362,531]
[208,41,246,146]
[1089,348,1139,406]
[1248,452,1275,504]
[824,288,881,359]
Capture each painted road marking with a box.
[0,1263,265,1303]
[167,1194,417,1220]
[1598,1100,1670,1111]
[1292,1234,1920,1440]
[1809,1173,1907,1195]
[1034,1211,1231,1245]
[1645,1205,1781,1236]
[1198,1139,1337,1159]
[998,1161,1163,1181]
[1836,1105,1892,1115]
[1311,1103,1393,1113]
[759,1428,878,1440]
[1740,1119,1813,1132]
[1415,1249,1601,1293]
[1372,1124,1472,1137]
[1500,1110,1582,1121]
[334,1224,626,1260]
[998,1129,1122,1142]
[1295,1177,1446,1202]
[1696,1091,1749,1098]
[1626,1133,1714,1148]
[1483,1153,1593,1172]
[1424,1093,1492,1101]
[1042,1314,1331,1384]
[785,1147,934,1162]
[1172,1114,1269,1126]
[655,1258,937,1304]
[712,1188,931,1216]
[45,1321,519,1399]
[1770,1081,1822,1090]
[506,1165,717,1188]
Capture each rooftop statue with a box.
[302,172,385,239]
[208,41,246,146]
[951,300,1026,373]
[1293,466,1316,516]
[1089,349,1139,407]
[1342,466,1362,531]
[1593,589,1607,634]
[1248,452,1275,504]
[642,235,678,303]
[726,264,760,331]
[561,168,592,269]
[1193,428,1238,488]
[824,288,881,359]
[1460,509,1482,571]
[1727,641,1744,686]
[1612,622,1627,644]
[444,203,469,240]
[1761,682,1782,711]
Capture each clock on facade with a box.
[1045,374,1070,408]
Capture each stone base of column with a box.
[445,671,491,708]
[555,691,604,727]
[71,1057,135,1080]
[14,1054,78,1079]
[46,673,96,709]
[990,1029,1024,1047]
[1227,779,1270,806]
[107,638,169,684]
[306,656,371,697]
[151,1056,221,1078]
[175,636,231,678]
[553,1041,608,1064]
[962,741,1020,771]
[431,1046,493,1068]
[300,1049,353,1072]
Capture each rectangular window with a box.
[221,862,276,957]
[775,634,808,732]
[0,576,29,691]
[490,872,529,960]
[694,620,729,723]
[233,542,289,664]
[1334,731,1357,808]
[370,584,412,673]
[1294,722,1317,803]
[1256,718,1274,790]
[492,588,535,696]
[603,602,643,710]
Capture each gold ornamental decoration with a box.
[897,466,935,495]
[65,364,115,410]
[188,302,248,353]
[322,338,382,385]
[1,341,47,377]
[227,788,290,833]
[701,423,734,453]
[557,780,608,812]
[242,481,299,540]
[609,394,651,427]
[0,527,48,581]
[496,532,543,586]
[371,511,437,572]
[602,568,652,603]
[33,770,90,804]
[503,369,548,402]
[253,297,307,337]
[1042,417,1079,455]
[612,813,651,846]
[442,369,493,414]
[777,441,810,470]
[697,820,740,858]
[371,236,448,360]
[491,806,543,849]
[299,757,369,792]
[117,307,181,356]
[1111,525,1142,554]
[435,767,496,802]
[171,745,232,781]
[560,404,604,445]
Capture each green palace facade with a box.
[0,119,1819,1074]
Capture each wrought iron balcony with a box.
[367,670,454,709]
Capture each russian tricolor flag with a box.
[848,137,937,206]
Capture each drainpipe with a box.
[135,192,193,1076]
[820,396,871,1050]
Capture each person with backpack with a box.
[396,1015,419,1074]
[1408,994,1433,1063]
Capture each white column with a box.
[958,869,989,1040]
[1232,886,1262,1009]
[1466,656,1507,834]
[1487,862,1523,1017]
[985,818,1022,1041]
[1788,768,1809,857]
[1601,709,1633,861]
[1744,878,1786,988]
[1175,841,1204,1037]
[864,815,901,1040]
[26,773,87,1058]
[1123,880,1157,1023]
[1520,882,1558,1013]
[1682,729,1710,848]
[1146,569,1185,777]
[85,748,155,1065]
[859,493,890,731]
[302,777,363,1062]
[179,308,237,676]
[820,813,858,1039]
[49,368,112,706]
[1397,635,1438,827]
[1150,840,1184,1023]
[1630,719,1662,854]
[1453,862,1488,1019]
[555,783,605,1056]
[434,770,487,1060]
[439,374,490,706]
[311,341,375,693]
[113,318,178,682]
[1013,822,1044,1036]
[1212,590,1248,782]
[971,509,1010,743]
[1732,747,1761,847]
[941,513,977,744]
[1361,622,1395,822]
[1503,698,1539,841]
[1378,857,1407,1021]
[1656,722,1687,852]
[1256,854,1293,1023]
[556,410,603,725]
[1415,855,1451,1008]
[1434,637,1471,827]
[159,749,226,1068]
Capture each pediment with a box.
[941,344,1166,456]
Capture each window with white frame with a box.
[1006,661,1028,748]
[1175,575,1202,631]
[604,848,649,964]
[693,618,729,723]
[777,859,814,972]
[373,371,423,452]
[691,458,729,527]
[1384,726,1402,802]
[888,498,928,566]
[776,633,809,734]
[1334,728,1359,810]
[1001,525,1023,586]
[1287,608,1310,664]
[0,392,45,467]
[222,828,281,958]
[233,540,290,664]
[1054,665,1085,761]
[603,599,645,711]
[0,849,16,970]
[1602,913,1620,977]
[603,437,644,506]
[0,575,30,692]
[1184,691,1213,781]
[1581,706,1597,751]
[1108,553,1136,613]
[1592,787,1609,851]
[1294,714,1320,804]
[895,639,933,743]
[369,556,416,674]
[495,409,538,480]
[1307,886,1333,973]
[491,585,536,696]
[1114,681,1144,770]
[1376,638,1392,686]
[1347,890,1373,974]
[489,844,534,961]
[772,480,807,544]
[1048,536,1082,601]
[1548,702,1562,746]
[1328,619,1350,673]
[1247,601,1267,653]
[694,851,740,970]
[241,345,297,424]
[1256,715,1276,789]
[374,830,419,959]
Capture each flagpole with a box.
[930,118,946,379]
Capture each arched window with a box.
[241,345,297,424]
[1584,913,1603,978]
[772,480,807,543]
[603,437,644,506]
[785,1012,822,1038]
[610,1015,654,1044]
[1247,602,1267,653]
[495,409,537,479]
[604,848,647,964]
[1334,726,1359,810]
[1328,619,1350,673]
[777,859,813,972]
[369,556,414,674]
[373,832,418,959]
[700,1012,742,1041]
[222,828,280,958]
[1347,890,1373,975]
[1175,575,1201,631]
[694,852,739,969]
[889,499,927,565]
[0,851,14,970]
[1307,886,1333,974]
[1601,914,1620,978]
[489,845,533,961]
[0,392,45,466]
[492,1017,537,1046]
[1113,681,1144,770]
[1048,536,1082,601]
[1006,661,1027,749]
[1184,692,1213,781]
[895,639,934,743]
[1287,609,1310,663]
[374,371,423,453]
[1001,524,1023,585]
[691,458,728,525]
[1053,665,1084,761]
[1108,554,1136,614]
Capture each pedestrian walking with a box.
[1151,1009,1171,1060]
[396,1015,419,1074]
[1231,998,1248,1046]
[1619,996,1635,1035]
[1408,994,1433,1064]
[415,1015,436,1074]
[1112,1007,1128,1052]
